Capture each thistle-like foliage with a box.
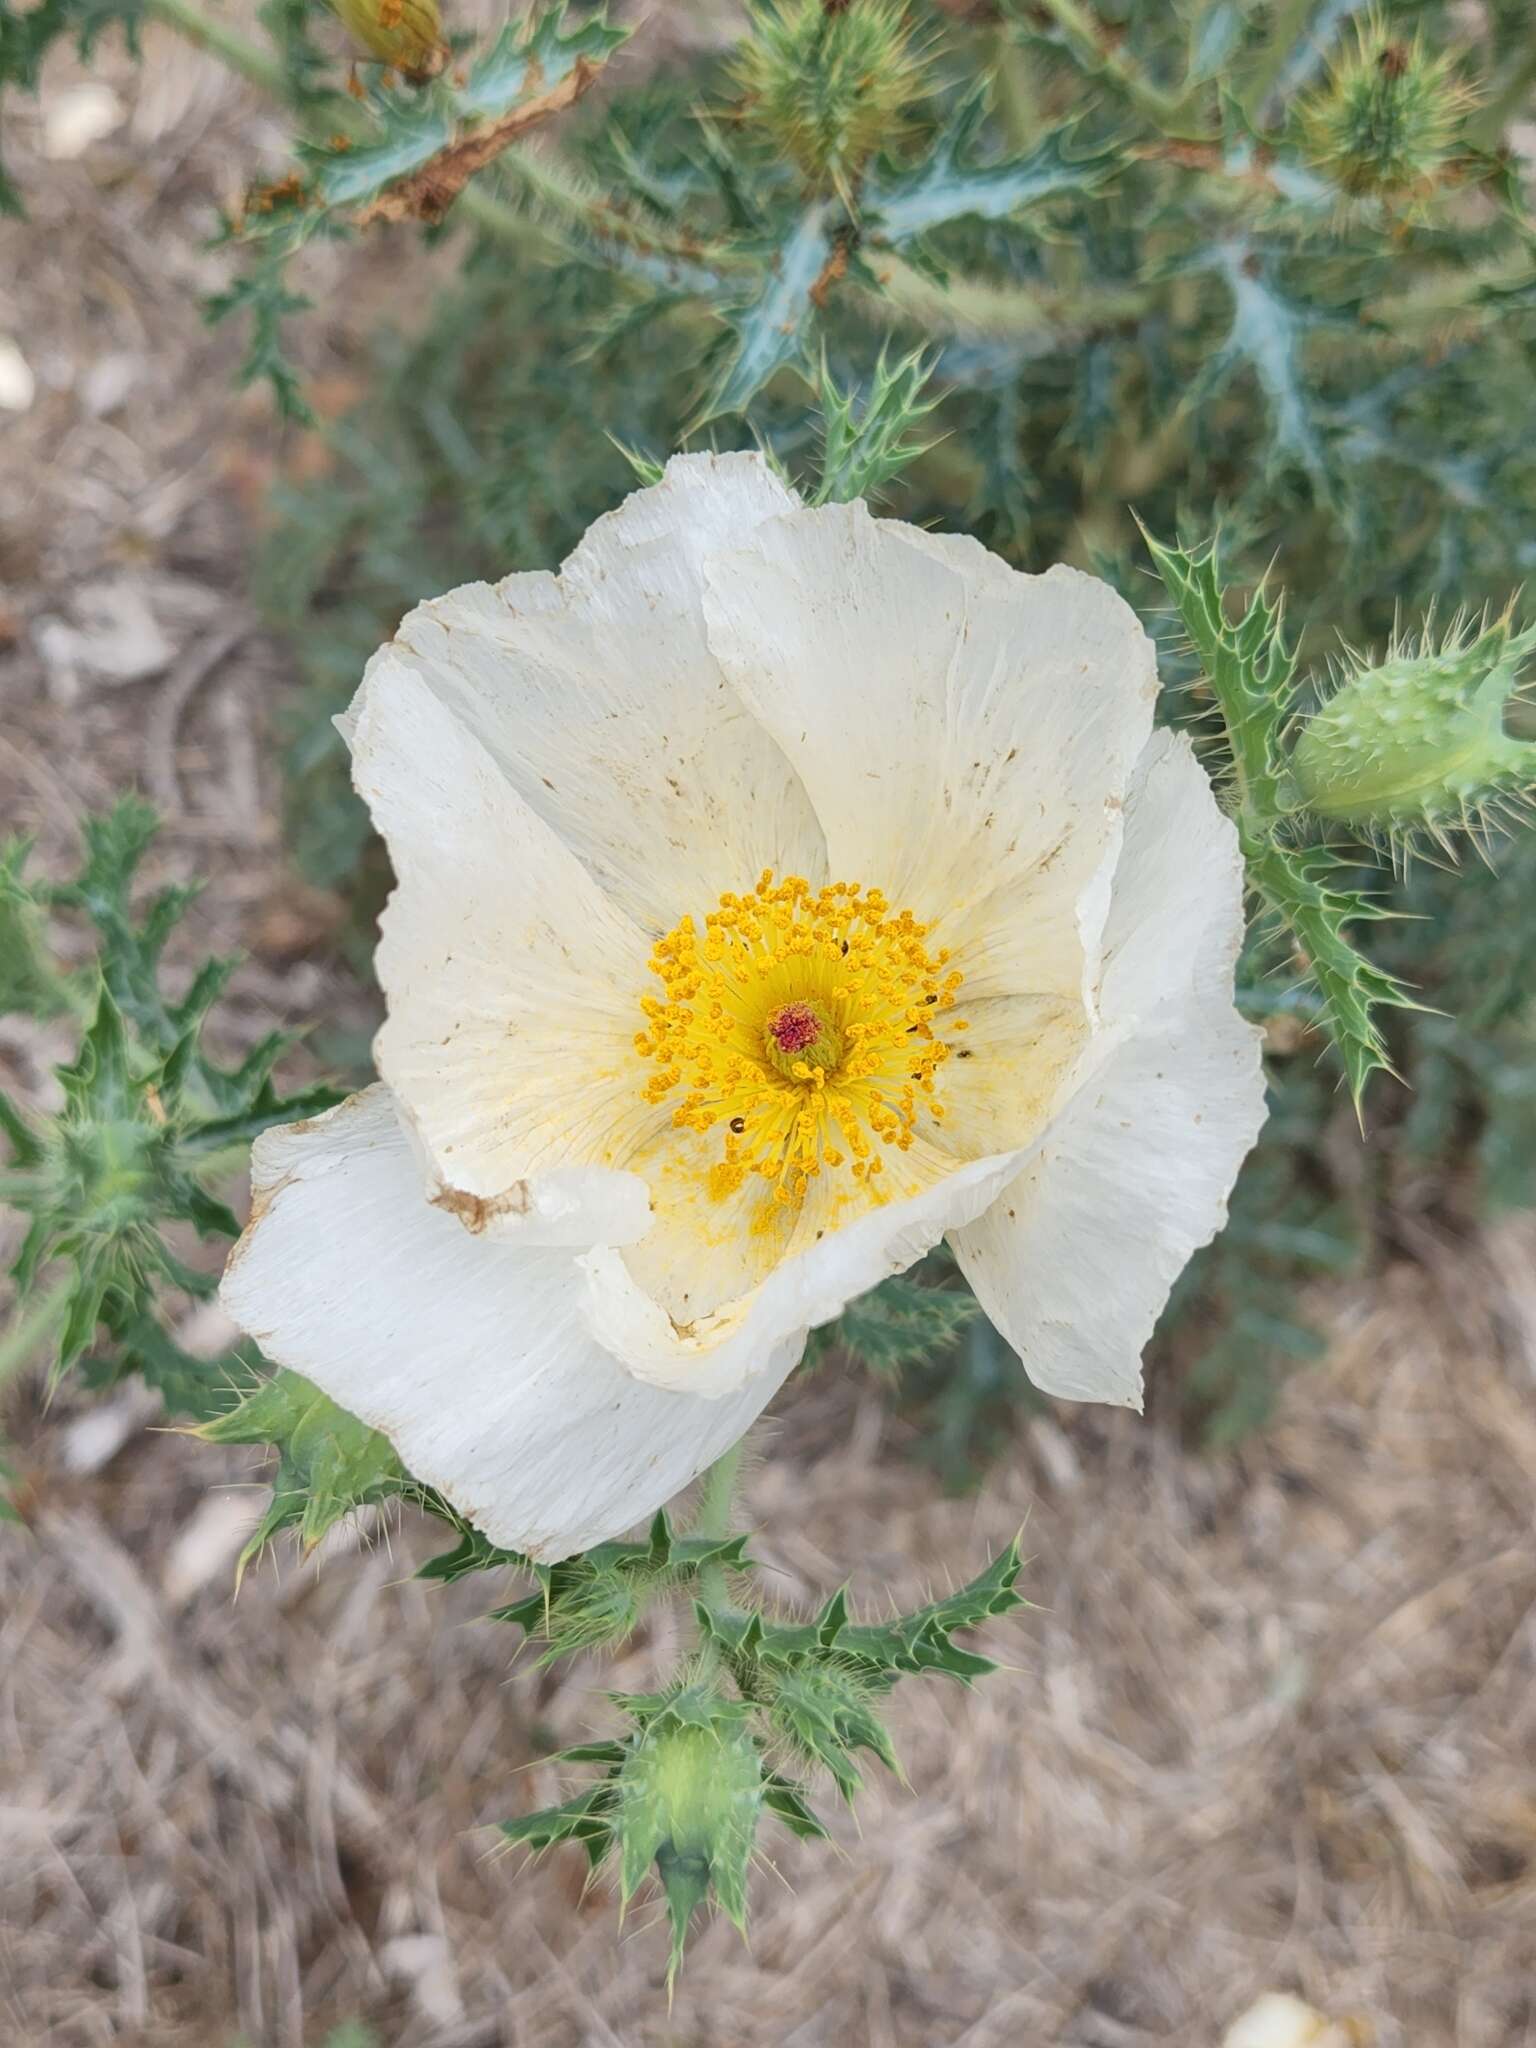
[0,803,336,1446]
[1144,530,1299,820]
[502,1540,1024,1975]
[1147,532,1427,1110]
[1149,534,1536,1109]
[209,5,632,417]
[484,1511,753,1664]
[803,1268,980,1370]
[1244,837,1421,1105]
[808,344,942,506]
[194,1369,404,1576]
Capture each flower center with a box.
[636,871,965,1212]
[763,997,843,1076]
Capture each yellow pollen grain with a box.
[638,870,964,1212]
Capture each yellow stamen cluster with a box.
[635,871,965,1214]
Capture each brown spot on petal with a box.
[431,1180,533,1234]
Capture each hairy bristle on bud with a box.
[1289,612,1536,846]
[732,0,930,202]
[1296,16,1475,204]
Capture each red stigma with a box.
[768,1001,821,1054]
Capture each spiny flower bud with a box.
[329,0,446,79]
[732,0,929,203]
[1296,17,1475,205]
[616,1688,763,1975]
[1290,611,1536,842]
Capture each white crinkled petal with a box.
[219,1088,803,1561]
[949,730,1267,1408]
[351,660,657,1239]
[582,1143,1033,1396]
[351,452,825,934]
[699,501,1157,1006]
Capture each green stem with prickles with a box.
[693,1441,746,1619]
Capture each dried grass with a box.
[5,1238,1536,2046]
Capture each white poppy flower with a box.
[221,453,1266,1560]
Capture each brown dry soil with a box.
[4,25,1536,2048]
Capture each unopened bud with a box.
[1290,612,1536,839]
[733,0,929,202]
[330,0,446,78]
[615,1687,763,1974]
[1297,20,1474,204]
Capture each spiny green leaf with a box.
[700,1536,1027,1689]
[761,1770,830,1840]
[301,92,451,211]
[1197,241,1337,490]
[47,796,197,1046]
[453,9,627,127]
[1246,833,1423,1110]
[416,1518,521,1583]
[697,199,836,422]
[500,1779,620,1870]
[81,1309,252,1423]
[1147,530,1434,1111]
[0,1086,42,1170]
[1143,526,1298,818]
[0,837,75,1018]
[56,1245,114,1383]
[865,98,1111,247]
[806,1270,981,1372]
[196,1368,404,1575]
[767,1659,900,1802]
[272,9,631,217]
[206,256,316,423]
[808,343,941,506]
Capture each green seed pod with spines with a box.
[1289,611,1536,845]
